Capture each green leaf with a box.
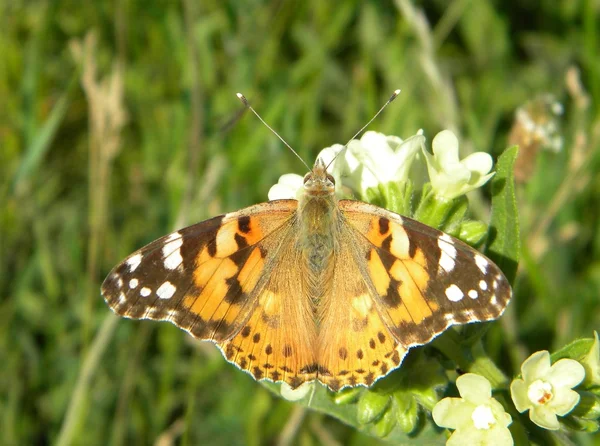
[550,336,596,363]
[487,145,520,284]
[261,382,446,444]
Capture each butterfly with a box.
[102,155,512,392]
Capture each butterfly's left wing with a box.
[312,201,512,391]
[339,200,512,347]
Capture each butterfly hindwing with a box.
[315,235,408,391]
[218,242,319,388]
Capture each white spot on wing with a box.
[479,280,488,290]
[126,254,142,272]
[438,239,457,274]
[118,293,126,305]
[468,289,478,299]
[445,284,464,302]
[165,231,181,242]
[140,287,151,297]
[129,278,139,289]
[475,255,488,274]
[439,233,454,244]
[157,281,176,300]
[162,238,183,270]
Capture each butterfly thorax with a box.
[297,159,339,307]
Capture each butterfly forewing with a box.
[102,201,298,342]
[340,200,512,347]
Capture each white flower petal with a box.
[360,131,396,159]
[280,382,313,401]
[268,184,293,200]
[489,399,513,427]
[469,172,496,190]
[510,378,533,413]
[278,173,304,189]
[546,358,586,389]
[432,398,475,430]
[391,134,425,181]
[461,152,494,176]
[447,425,513,446]
[529,406,560,430]
[489,426,515,446]
[267,173,304,200]
[317,144,345,168]
[456,374,492,405]
[386,134,404,150]
[548,387,581,416]
[432,129,460,166]
[522,351,552,383]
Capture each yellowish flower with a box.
[423,130,495,199]
[432,373,513,445]
[510,350,585,430]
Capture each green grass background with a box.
[1,0,599,444]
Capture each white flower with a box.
[329,131,424,196]
[432,373,513,446]
[268,173,304,200]
[268,131,425,201]
[423,130,495,199]
[510,350,585,430]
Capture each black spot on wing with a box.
[381,278,403,308]
[234,233,249,249]
[238,215,251,233]
[378,217,390,235]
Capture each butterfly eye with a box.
[303,173,312,184]
[326,174,335,184]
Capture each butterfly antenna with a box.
[325,89,401,170]
[237,93,311,171]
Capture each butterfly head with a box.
[303,158,335,197]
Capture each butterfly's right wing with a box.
[102,200,299,342]
[102,199,319,386]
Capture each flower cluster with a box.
[268,129,495,202]
[432,349,591,445]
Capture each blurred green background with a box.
[2,0,599,444]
